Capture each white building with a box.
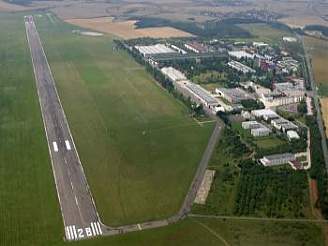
[242,121,262,129]
[253,41,268,48]
[228,50,254,59]
[251,109,279,121]
[251,127,271,137]
[260,153,296,166]
[287,130,300,141]
[135,44,176,57]
[161,67,187,82]
[228,60,255,74]
[283,36,297,42]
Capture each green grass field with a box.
[34,14,214,226]
[238,23,293,43]
[305,36,328,96]
[0,11,326,246]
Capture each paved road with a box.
[25,16,104,241]
[189,214,328,223]
[302,35,328,172]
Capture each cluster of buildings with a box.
[242,120,272,137]
[244,109,300,140]
[184,41,209,54]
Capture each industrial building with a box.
[251,127,271,137]
[184,42,208,54]
[242,121,262,129]
[271,117,298,132]
[135,44,176,57]
[228,50,254,59]
[251,109,279,121]
[260,153,296,166]
[161,66,187,82]
[242,121,272,137]
[283,36,297,42]
[260,153,296,167]
[215,87,254,103]
[183,81,219,108]
[228,60,256,74]
[287,130,300,141]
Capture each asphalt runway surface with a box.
[24,15,224,241]
[25,16,103,241]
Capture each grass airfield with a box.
[35,13,214,226]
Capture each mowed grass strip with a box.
[35,15,214,226]
[0,12,63,245]
[305,36,328,96]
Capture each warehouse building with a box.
[184,41,208,53]
[271,117,298,132]
[183,81,219,108]
[242,121,262,129]
[228,60,256,74]
[215,87,254,103]
[251,127,271,137]
[228,50,254,59]
[135,44,176,57]
[161,66,187,82]
[260,153,296,167]
[287,130,300,141]
[251,109,279,121]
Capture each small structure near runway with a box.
[194,169,216,205]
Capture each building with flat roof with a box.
[251,109,279,121]
[260,153,296,166]
[228,50,254,59]
[242,121,262,129]
[228,60,255,74]
[215,87,254,103]
[251,127,271,137]
[287,130,300,141]
[161,67,187,82]
[135,44,176,57]
[184,42,208,54]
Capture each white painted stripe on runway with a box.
[52,141,58,152]
[137,223,142,230]
[73,225,77,240]
[65,140,71,150]
[97,222,103,235]
[93,222,99,235]
[69,226,74,240]
[91,222,96,236]
[65,226,71,240]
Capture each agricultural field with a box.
[238,23,293,43]
[304,36,328,137]
[35,14,214,226]
[65,17,193,39]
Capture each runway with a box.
[25,16,103,241]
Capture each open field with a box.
[304,36,328,137]
[305,36,328,96]
[65,17,193,39]
[238,23,293,43]
[35,14,213,226]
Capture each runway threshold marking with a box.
[65,140,71,150]
[65,222,103,240]
[52,141,58,152]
